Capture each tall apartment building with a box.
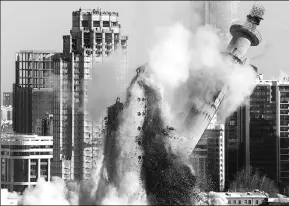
[224,103,250,188]
[276,78,289,188]
[225,76,289,191]
[3,92,13,107]
[224,66,259,189]
[1,134,53,192]
[192,122,225,191]
[249,80,278,183]
[51,8,128,180]
[13,51,54,134]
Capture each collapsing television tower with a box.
[185,4,265,140]
[98,4,266,205]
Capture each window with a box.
[255,200,258,204]
[238,200,241,204]
[82,20,89,27]
[103,21,110,27]
[228,200,231,204]
[233,200,236,204]
[248,200,251,204]
[244,200,247,204]
[93,21,100,27]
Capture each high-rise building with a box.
[13,51,55,134]
[224,100,250,189]
[224,65,261,188]
[51,8,128,180]
[192,122,225,191]
[3,92,13,107]
[225,76,289,191]
[249,79,278,182]
[1,134,53,192]
[276,78,289,188]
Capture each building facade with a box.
[51,8,128,180]
[0,134,53,192]
[35,113,53,136]
[276,78,289,187]
[225,66,260,189]
[192,121,225,191]
[225,76,289,191]
[225,104,250,189]
[249,80,278,183]
[12,85,32,134]
[1,106,13,121]
[216,190,267,205]
[1,106,13,133]
[3,92,13,107]
[13,51,55,134]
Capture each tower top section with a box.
[247,4,265,25]
[229,3,265,47]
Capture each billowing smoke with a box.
[13,12,257,206]
[87,51,127,123]
[147,23,256,153]
[19,177,74,205]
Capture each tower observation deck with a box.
[226,4,265,64]
[184,4,265,146]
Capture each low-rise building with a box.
[217,190,267,205]
[1,134,53,192]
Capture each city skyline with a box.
[1,1,289,97]
[2,1,289,205]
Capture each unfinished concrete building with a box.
[51,8,128,180]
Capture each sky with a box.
[1,1,289,95]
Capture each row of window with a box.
[1,145,52,149]
[78,20,115,28]
[1,151,52,156]
[228,199,261,205]
[16,53,53,62]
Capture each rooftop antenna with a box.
[247,2,265,25]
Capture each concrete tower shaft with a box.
[183,4,265,148]
[226,4,265,64]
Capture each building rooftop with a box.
[18,50,56,54]
[255,78,289,84]
[1,134,53,144]
[72,7,119,16]
[217,190,268,198]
